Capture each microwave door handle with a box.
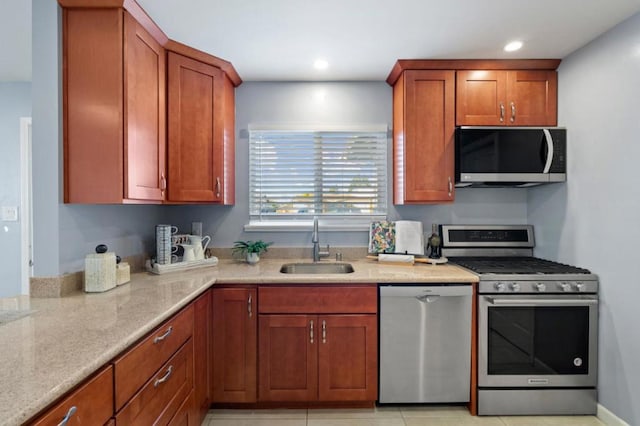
[542,129,554,173]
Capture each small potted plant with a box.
[233,240,273,264]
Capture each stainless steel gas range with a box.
[441,225,598,416]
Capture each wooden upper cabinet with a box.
[167,50,236,204]
[124,12,166,201]
[393,70,455,204]
[456,69,557,126]
[61,6,167,203]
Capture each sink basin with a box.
[279,263,355,274]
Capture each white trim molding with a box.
[598,403,630,426]
[19,117,32,296]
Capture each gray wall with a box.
[528,12,640,424]
[168,82,528,247]
[29,0,163,285]
[0,83,31,297]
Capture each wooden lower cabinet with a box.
[259,313,377,402]
[212,287,257,403]
[257,285,378,404]
[318,315,378,401]
[258,314,318,401]
[194,290,212,424]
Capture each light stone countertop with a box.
[0,257,477,426]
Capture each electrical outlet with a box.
[1,206,19,222]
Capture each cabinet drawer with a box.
[168,389,195,426]
[114,304,194,410]
[259,285,377,314]
[31,365,113,426]
[116,338,194,425]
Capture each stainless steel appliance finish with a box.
[379,284,472,403]
[455,127,566,187]
[441,224,599,416]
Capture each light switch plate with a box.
[1,206,19,222]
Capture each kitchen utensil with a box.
[180,244,196,262]
[189,235,211,260]
[156,224,178,265]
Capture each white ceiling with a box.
[2,0,640,82]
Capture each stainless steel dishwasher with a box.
[379,284,472,403]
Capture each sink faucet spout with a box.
[312,217,329,262]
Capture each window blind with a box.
[249,128,388,219]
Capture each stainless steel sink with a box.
[279,262,355,274]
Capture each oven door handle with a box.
[486,297,598,306]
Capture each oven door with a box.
[479,294,597,387]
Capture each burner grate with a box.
[449,256,591,275]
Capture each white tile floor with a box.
[202,406,605,426]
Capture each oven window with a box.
[488,306,589,375]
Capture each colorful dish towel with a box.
[368,221,395,254]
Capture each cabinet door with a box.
[507,70,557,126]
[193,290,212,423]
[259,315,318,401]
[167,52,224,202]
[318,315,378,401]
[456,70,508,126]
[212,288,257,402]
[395,70,455,204]
[124,12,166,201]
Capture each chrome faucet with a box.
[312,216,330,262]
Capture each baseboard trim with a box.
[598,403,630,426]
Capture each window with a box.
[249,126,388,225]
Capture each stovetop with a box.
[448,256,592,275]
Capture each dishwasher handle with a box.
[380,284,472,298]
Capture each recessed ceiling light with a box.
[314,59,329,70]
[504,41,523,52]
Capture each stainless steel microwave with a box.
[455,127,566,187]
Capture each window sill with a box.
[244,218,383,233]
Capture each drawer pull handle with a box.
[510,101,516,122]
[248,293,253,318]
[153,326,173,344]
[499,102,505,122]
[154,365,173,388]
[322,320,327,344]
[310,320,314,344]
[215,177,221,198]
[57,406,77,426]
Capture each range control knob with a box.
[494,282,506,292]
[509,282,521,292]
[574,282,585,292]
[535,283,547,292]
[560,282,571,292]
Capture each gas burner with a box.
[449,256,591,275]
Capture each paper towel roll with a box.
[394,221,424,255]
